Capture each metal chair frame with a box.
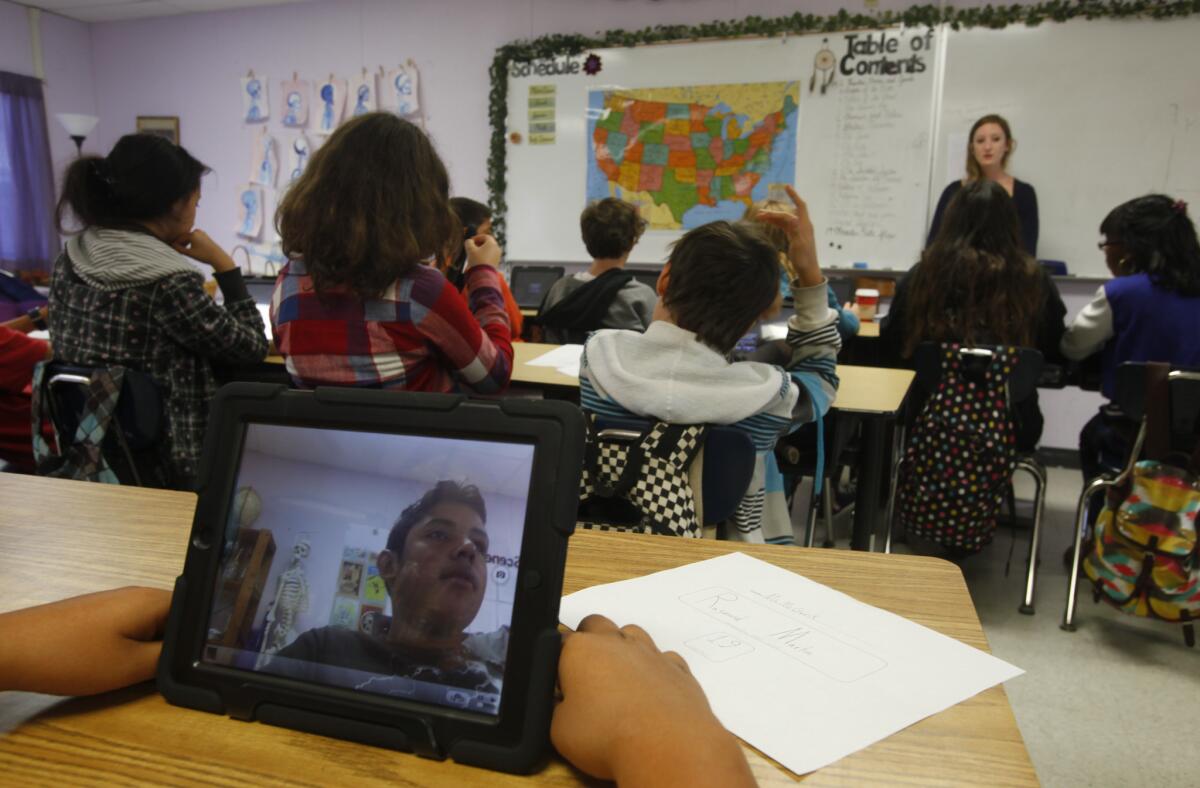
[1061,368,1200,631]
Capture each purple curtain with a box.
[0,71,57,275]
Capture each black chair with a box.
[509,265,565,310]
[583,415,756,532]
[1061,363,1200,631]
[37,362,166,486]
[889,343,1049,614]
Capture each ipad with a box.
[159,384,584,773]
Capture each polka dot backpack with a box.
[896,344,1020,552]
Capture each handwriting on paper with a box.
[679,586,887,682]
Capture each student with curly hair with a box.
[271,113,512,394]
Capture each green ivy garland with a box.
[487,0,1200,247]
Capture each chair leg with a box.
[821,479,835,548]
[882,424,905,554]
[804,478,819,548]
[1062,477,1110,631]
[1015,459,1046,615]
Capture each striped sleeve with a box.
[782,279,841,423]
[415,265,513,394]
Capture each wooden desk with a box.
[0,475,1032,786]
[858,320,880,338]
[512,342,581,390]
[519,308,538,319]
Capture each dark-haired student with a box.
[272,114,512,394]
[581,187,840,543]
[928,114,1039,257]
[0,591,754,787]
[1061,195,1200,494]
[539,198,657,344]
[447,197,524,340]
[882,180,1065,451]
[50,134,268,488]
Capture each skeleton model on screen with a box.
[259,539,312,660]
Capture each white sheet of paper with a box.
[256,303,273,341]
[526,344,583,378]
[559,552,1022,776]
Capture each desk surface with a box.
[858,321,880,338]
[515,343,913,416]
[0,475,1033,786]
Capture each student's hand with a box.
[551,614,754,788]
[844,301,865,319]
[173,229,237,273]
[0,587,171,696]
[463,234,502,271]
[753,185,822,289]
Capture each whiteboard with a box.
[935,17,1200,277]
[504,28,941,269]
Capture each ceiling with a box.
[21,0,309,23]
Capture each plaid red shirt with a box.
[271,260,513,394]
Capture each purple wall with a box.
[85,0,1038,257]
[0,2,97,204]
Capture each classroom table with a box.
[0,474,1034,786]
[514,344,915,551]
[858,320,880,338]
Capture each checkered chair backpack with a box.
[897,345,1020,552]
[577,416,708,537]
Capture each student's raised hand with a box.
[551,614,754,788]
[462,234,502,271]
[0,587,171,696]
[173,229,236,273]
[753,185,822,289]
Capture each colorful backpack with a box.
[577,416,707,538]
[1084,363,1200,645]
[896,345,1020,552]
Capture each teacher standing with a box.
[927,114,1039,257]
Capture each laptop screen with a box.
[202,422,534,717]
[510,268,564,308]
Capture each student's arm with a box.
[1036,269,1067,363]
[1061,285,1114,361]
[754,187,841,422]
[2,306,47,335]
[1021,182,1040,258]
[0,588,170,696]
[828,285,859,340]
[552,615,754,788]
[416,236,513,394]
[878,272,911,366]
[154,230,269,364]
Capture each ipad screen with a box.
[202,423,534,717]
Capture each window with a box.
[0,71,57,277]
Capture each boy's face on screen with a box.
[382,502,489,635]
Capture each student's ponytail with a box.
[56,155,115,232]
[55,134,210,234]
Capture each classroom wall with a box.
[85,0,1050,260]
[0,1,98,194]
